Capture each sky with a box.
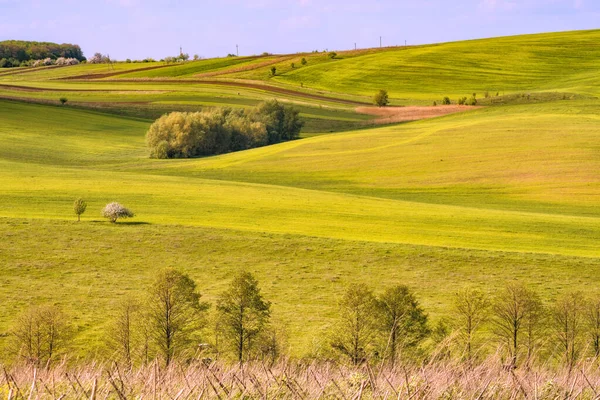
[0,0,598,60]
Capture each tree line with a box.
[146,100,304,159]
[0,40,85,68]
[6,274,600,370]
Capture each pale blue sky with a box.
[0,0,598,60]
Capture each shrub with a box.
[458,97,467,105]
[270,66,276,76]
[442,96,451,105]
[328,52,337,59]
[301,57,307,65]
[373,89,389,107]
[290,62,295,68]
[433,101,437,106]
[102,202,134,223]
[59,97,68,105]
[146,101,301,159]
[465,96,478,106]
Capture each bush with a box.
[373,89,389,107]
[458,97,467,105]
[465,96,478,106]
[328,52,337,59]
[59,97,68,105]
[301,58,307,66]
[146,101,302,159]
[102,202,134,223]
[270,66,276,76]
[433,101,437,106]
[442,97,451,105]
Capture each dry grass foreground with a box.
[2,358,600,399]
[356,105,481,124]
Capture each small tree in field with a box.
[216,271,271,363]
[270,66,276,76]
[102,202,134,223]
[301,57,307,66]
[374,89,389,107]
[73,198,87,221]
[59,97,68,105]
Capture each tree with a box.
[146,268,209,365]
[331,283,378,365]
[290,62,295,68]
[373,89,389,107]
[552,291,585,368]
[442,96,451,105]
[301,57,307,66]
[328,52,337,59]
[73,198,87,221]
[253,100,304,144]
[453,287,490,362]
[270,66,277,76]
[107,297,140,366]
[587,295,600,357]
[492,283,544,368]
[59,97,68,105]
[216,271,271,363]
[376,285,429,365]
[11,305,70,367]
[102,202,134,223]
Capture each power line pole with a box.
[236,44,239,56]
[354,42,357,50]
[380,36,382,48]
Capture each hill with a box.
[0,30,599,357]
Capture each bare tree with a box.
[107,297,140,366]
[552,291,585,368]
[216,271,271,363]
[492,283,544,368]
[147,268,209,365]
[586,295,600,357]
[11,305,70,367]
[330,283,378,365]
[453,287,490,362]
[376,285,429,365]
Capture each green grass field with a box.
[0,30,599,358]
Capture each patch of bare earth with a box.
[356,105,481,124]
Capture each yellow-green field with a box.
[0,30,599,357]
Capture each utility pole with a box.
[354,42,357,50]
[380,36,382,48]
[179,46,182,57]
[236,44,239,56]
[405,40,407,47]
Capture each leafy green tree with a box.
[301,57,307,66]
[216,271,271,363]
[442,96,451,105]
[59,97,68,105]
[374,89,389,107]
[453,287,490,361]
[270,66,276,76]
[253,100,304,144]
[73,197,87,222]
[376,285,429,365]
[331,283,378,365]
[147,268,209,365]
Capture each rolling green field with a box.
[0,30,599,358]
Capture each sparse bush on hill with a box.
[373,89,389,107]
[301,57,307,65]
[59,97,68,105]
[102,202,134,223]
[328,52,337,59]
[270,66,277,76]
[458,96,467,105]
[146,100,303,159]
[442,96,451,105]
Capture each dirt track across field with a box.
[356,105,481,123]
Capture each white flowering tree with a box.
[102,202,134,223]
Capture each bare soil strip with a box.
[0,84,166,93]
[356,105,481,123]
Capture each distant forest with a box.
[0,40,85,67]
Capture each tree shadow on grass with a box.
[88,220,150,226]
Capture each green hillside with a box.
[0,30,599,357]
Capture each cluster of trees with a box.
[0,40,84,68]
[146,100,304,159]
[8,270,275,367]
[7,273,600,370]
[73,199,134,223]
[332,283,600,369]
